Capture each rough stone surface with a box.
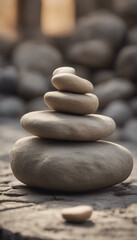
[53,67,75,76]
[0,118,137,240]
[52,73,93,93]
[68,40,114,68]
[21,110,115,141]
[62,205,93,223]
[13,42,62,75]
[44,91,98,115]
[94,78,135,108]
[10,136,133,192]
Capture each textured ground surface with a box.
[0,118,137,240]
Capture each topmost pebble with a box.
[53,66,75,76]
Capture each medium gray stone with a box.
[44,91,99,115]
[102,100,133,126]
[130,97,137,116]
[112,0,137,20]
[94,78,135,108]
[74,65,91,79]
[10,136,133,192]
[72,10,127,49]
[21,110,115,141]
[0,66,18,95]
[105,127,123,142]
[116,46,137,81]
[0,95,25,117]
[92,70,115,85]
[127,26,137,45]
[68,40,114,68]
[26,97,50,112]
[123,119,137,142]
[13,42,62,75]
[18,71,49,99]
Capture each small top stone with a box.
[61,205,93,223]
[52,73,93,93]
[52,66,75,76]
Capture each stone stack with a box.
[10,67,133,192]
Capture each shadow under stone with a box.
[64,220,95,228]
[18,183,137,210]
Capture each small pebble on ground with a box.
[61,205,93,223]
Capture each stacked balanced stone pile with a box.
[0,8,137,145]
[10,67,133,192]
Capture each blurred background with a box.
[0,0,137,147]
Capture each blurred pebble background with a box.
[0,0,137,143]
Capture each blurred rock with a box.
[122,118,137,142]
[13,41,63,75]
[25,97,50,112]
[116,45,137,81]
[18,71,49,100]
[127,26,137,45]
[130,97,137,116]
[76,0,97,18]
[72,10,127,49]
[68,40,114,68]
[102,100,133,126]
[94,78,135,108]
[92,70,115,85]
[105,127,123,142]
[0,66,18,95]
[0,54,5,66]
[74,65,91,79]
[0,95,25,117]
[112,0,137,25]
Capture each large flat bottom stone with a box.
[10,137,133,192]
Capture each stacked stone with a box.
[10,67,133,192]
